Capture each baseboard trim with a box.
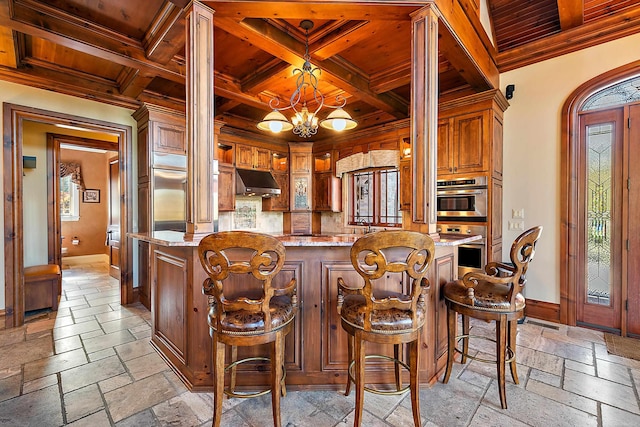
[525,299,561,323]
[62,254,109,265]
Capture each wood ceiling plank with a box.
[497,4,640,71]
[225,17,408,118]
[1,0,185,83]
[214,70,271,110]
[438,25,492,92]
[556,0,583,30]
[369,60,411,94]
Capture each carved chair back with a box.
[198,231,292,333]
[463,226,543,308]
[342,230,435,332]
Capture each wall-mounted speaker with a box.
[505,84,515,100]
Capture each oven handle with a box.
[437,189,486,196]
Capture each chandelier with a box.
[257,20,357,138]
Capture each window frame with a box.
[346,166,401,228]
[60,174,80,221]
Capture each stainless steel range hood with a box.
[235,168,281,197]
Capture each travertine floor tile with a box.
[0,335,53,370]
[564,368,640,414]
[123,351,168,380]
[82,329,135,354]
[23,347,88,381]
[61,355,126,393]
[66,409,112,427]
[64,383,104,423]
[0,384,63,426]
[0,374,21,402]
[104,372,178,423]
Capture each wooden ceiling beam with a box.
[369,60,411,93]
[214,70,271,110]
[497,5,640,72]
[116,68,156,98]
[241,59,292,95]
[0,26,19,68]
[0,64,140,109]
[227,17,407,118]
[311,20,372,60]
[435,0,499,89]
[557,0,583,30]
[0,0,185,83]
[143,1,187,64]
[438,26,492,92]
[204,1,418,20]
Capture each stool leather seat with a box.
[443,281,525,312]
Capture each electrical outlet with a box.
[508,220,525,231]
[512,208,525,219]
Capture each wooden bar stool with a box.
[198,231,297,427]
[337,230,435,427]
[442,226,543,409]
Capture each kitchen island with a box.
[131,231,480,391]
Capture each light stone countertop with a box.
[129,230,482,247]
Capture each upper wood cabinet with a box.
[437,111,488,177]
[313,150,341,212]
[437,90,507,181]
[263,150,290,212]
[218,164,235,212]
[236,144,270,170]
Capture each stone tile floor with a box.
[1,262,640,426]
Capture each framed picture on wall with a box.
[82,189,100,203]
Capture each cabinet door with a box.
[291,152,312,174]
[433,252,456,372]
[263,172,289,211]
[492,114,504,180]
[235,144,254,169]
[399,160,411,211]
[254,147,271,170]
[218,165,235,212]
[437,118,453,174]
[322,262,399,372]
[453,111,488,175]
[291,173,311,211]
[313,172,341,212]
[153,121,186,155]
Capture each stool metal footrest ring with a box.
[453,334,515,364]
[223,357,287,399]
[347,354,410,396]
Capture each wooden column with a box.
[185,1,216,235]
[410,6,439,234]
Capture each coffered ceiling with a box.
[0,0,639,139]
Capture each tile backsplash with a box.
[218,196,283,234]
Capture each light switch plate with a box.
[508,220,525,231]
[512,208,525,219]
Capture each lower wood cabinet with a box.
[148,242,456,391]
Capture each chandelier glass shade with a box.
[257,20,357,138]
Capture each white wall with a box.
[500,32,640,303]
[0,80,136,310]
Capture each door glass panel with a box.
[586,123,613,306]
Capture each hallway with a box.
[1,262,640,426]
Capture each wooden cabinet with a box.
[285,142,313,235]
[438,90,509,266]
[263,150,290,212]
[399,160,411,211]
[236,144,270,170]
[218,164,235,212]
[437,111,488,177]
[313,150,341,212]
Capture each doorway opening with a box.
[3,103,133,328]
